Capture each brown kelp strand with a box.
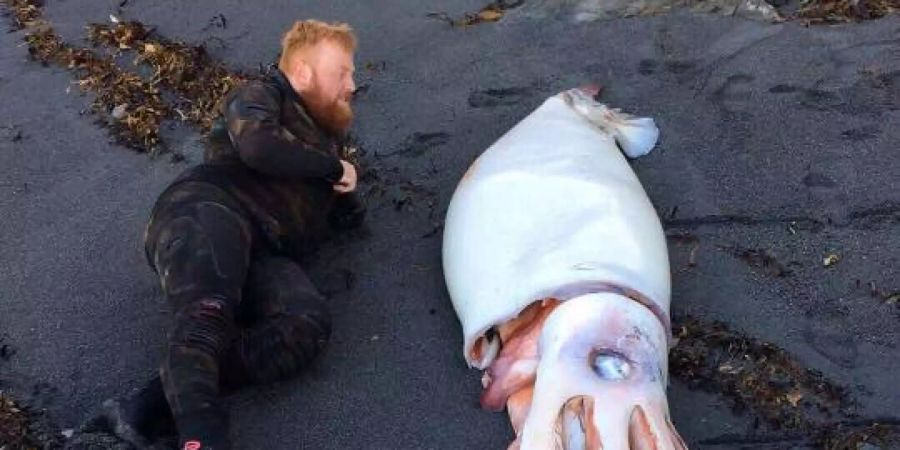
[25,27,170,151]
[797,0,900,23]
[88,21,248,132]
[671,316,849,431]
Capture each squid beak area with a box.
[481,300,560,411]
[480,360,538,411]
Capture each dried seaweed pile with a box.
[4,0,250,153]
[797,0,900,23]
[427,0,524,27]
[88,21,247,131]
[7,2,171,152]
[2,0,42,30]
[0,392,39,449]
[25,27,170,151]
[820,421,900,450]
[670,316,849,431]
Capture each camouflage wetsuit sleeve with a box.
[223,82,345,183]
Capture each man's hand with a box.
[333,160,358,193]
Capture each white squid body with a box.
[442,88,686,449]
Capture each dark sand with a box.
[1,1,898,448]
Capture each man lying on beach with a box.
[94,19,365,450]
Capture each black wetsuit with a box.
[141,68,364,449]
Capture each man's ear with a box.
[293,60,313,91]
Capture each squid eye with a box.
[591,349,632,380]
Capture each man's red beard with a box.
[303,86,353,137]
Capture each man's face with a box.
[296,40,356,136]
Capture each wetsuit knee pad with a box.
[170,297,238,359]
[145,193,252,305]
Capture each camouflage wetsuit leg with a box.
[222,253,332,390]
[144,181,331,449]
